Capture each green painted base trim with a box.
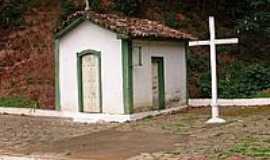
[77,49,103,113]
[54,39,61,111]
[122,40,134,114]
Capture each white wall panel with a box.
[132,40,187,111]
[59,21,124,114]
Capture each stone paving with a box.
[0,106,269,160]
[127,152,208,160]
[0,113,118,153]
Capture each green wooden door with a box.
[77,50,102,113]
[151,57,165,110]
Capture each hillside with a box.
[0,1,62,109]
[0,0,269,109]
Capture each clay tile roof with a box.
[57,11,196,40]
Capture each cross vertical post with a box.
[189,16,239,124]
[85,0,90,11]
[209,17,219,120]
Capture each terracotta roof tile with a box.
[58,11,196,40]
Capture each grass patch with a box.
[256,90,270,98]
[227,139,270,158]
[142,115,154,122]
[160,121,190,134]
[0,97,39,109]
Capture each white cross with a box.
[85,0,90,11]
[189,16,239,124]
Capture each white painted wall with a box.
[132,40,187,110]
[59,21,124,114]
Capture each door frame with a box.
[151,57,165,110]
[77,49,102,113]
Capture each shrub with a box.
[113,0,140,16]
[256,89,270,98]
[60,0,77,18]
[0,0,28,27]
[0,0,44,28]
[164,1,187,28]
[58,0,77,25]
[187,50,209,73]
[200,62,270,98]
[165,12,179,28]
[0,97,39,108]
[89,0,102,11]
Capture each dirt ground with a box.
[0,106,270,160]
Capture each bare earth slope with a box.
[0,2,61,109]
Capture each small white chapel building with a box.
[54,11,194,121]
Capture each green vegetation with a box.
[0,97,39,108]
[57,0,80,30]
[200,63,270,98]
[0,0,29,27]
[89,0,102,12]
[113,0,140,16]
[236,0,270,37]
[59,0,77,21]
[256,90,270,98]
[0,0,52,28]
[165,12,179,28]
[184,0,270,98]
[227,139,270,158]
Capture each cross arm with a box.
[189,38,239,47]
[214,38,239,45]
[189,40,210,46]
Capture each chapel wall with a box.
[132,40,187,113]
[59,21,124,114]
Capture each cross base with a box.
[206,117,226,124]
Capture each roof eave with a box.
[128,35,194,42]
[55,17,86,39]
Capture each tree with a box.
[234,0,270,55]
[113,0,141,16]
[236,0,270,37]
[0,0,28,27]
